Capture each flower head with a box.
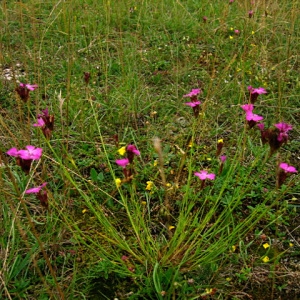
[184,101,201,107]
[146,181,153,191]
[25,182,48,209]
[33,118,46,127]
[20,83,38,91]
[126,144,140,156]
[277,163,297,188]
[248,10,254,18]
[279,163,297,173]
[220,155,227,163]
[34,108,54,139]
[241,104,254,113]
[115,158,130,168]
[126,144,140,163]
[25,182,47,194]
[195,170,216,181]
[18,145,43,160]
[117,146,126,156]
[183,89,202,98]
[16,83,38,102]
[248,86,267,103]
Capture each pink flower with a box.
[195,170,216,181]
[20,83,38,91]
[274,123,292,132]
[18,145,43,160]
[184,101,201,107]
[203,16,208,23]
[220,155,227,163]
[6,147,19,157]
[33,118,45,127]
[126,144,140,156]
[241,104,254,113]
[248,86,267,103]
[245,112,263,122]
[116,158,130,168]
[16,83,38,102]
[234,29,240,34]
[279,163,297,173]
[248,10,254,18]
[274,122,292,142]
[25,182,47,194]
[183,89,202,98]
[257,123,264,131]
[248,86,267,95]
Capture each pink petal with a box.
[220,155,227,163]
[241,104,254,113]
[116,158,130,168]
[279,163,297,173]
[184,101,201,107]
[6,147,19,157]
[25,182,47,194]
[257,123,265,131]
[25,84,38,91]
[33,118,45,127]
[274,123,292,132]
[183,88,202,98]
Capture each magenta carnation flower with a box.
[25,182,47,194]
[279,163,297,173]
[18,145,43,160]
[116,158,130,168]
[195,170,216,181]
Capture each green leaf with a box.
[90,168,98,181]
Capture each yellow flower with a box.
[188,141,193,148]
[230,27,234,31]
[166,183,172,187]
[117,146,126,156]
[115,178,122,188]
[289,243,294,247]
[153,159,158,167]
[146,181,153,190]
[263,243,270,249]
[231,245,236,252]
[229,36,233,40]
[82,209,87,214]
[141,201,147,205]
[218,139,223,144]
[206,157,212,161]
[168,225,175,230]
[226,277,232,282]
[205,288,213,294]
[262,256,270,263]
[251,31,255,35]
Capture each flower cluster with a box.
[115,144,140,183]
[241,104,264,128]
[257,122,293,155]
[33,108,55,139]
[183,88,202,117]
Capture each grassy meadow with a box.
[1,0,300,299]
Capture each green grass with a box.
[1,0,300,299]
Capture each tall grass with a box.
[1,0,299,298]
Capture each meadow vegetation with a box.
[0,0,300,299]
